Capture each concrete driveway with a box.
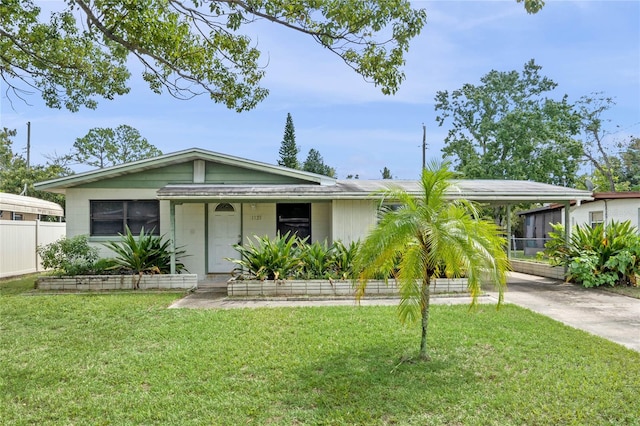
[170,272,640,352]
[496,272,640,352]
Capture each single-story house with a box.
[518,192,640,255]
[35,148,593,280]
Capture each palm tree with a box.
[355,161,509,360]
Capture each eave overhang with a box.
[156,180,594,204]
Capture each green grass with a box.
[2,278,639,425]
[599,284,640,299]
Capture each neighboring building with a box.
[0,192,64,221]
[35,148,592,280]
[519,192,640,255]
[0,193,66,278]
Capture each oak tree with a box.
[435,59,583,186]
[1,0,428,112]
[1,1,544,112]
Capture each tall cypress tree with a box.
[278,113,300,169]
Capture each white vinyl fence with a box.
[0,220,66,278]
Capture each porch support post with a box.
[170,201,176,274]
[506,204,512,259]
[564,201,571,275]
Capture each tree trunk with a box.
[419,275,431,360]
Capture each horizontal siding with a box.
[205,162,310,184]
[76,163,194,188]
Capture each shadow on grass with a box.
[282,341,472,422]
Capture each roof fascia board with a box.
[35,148,335,191]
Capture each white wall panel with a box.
[331,200,377,244]
[311,202,332,243]
[176,203,206,278]
[242,203,276,242]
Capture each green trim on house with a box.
[35,148,336,194]
[205,162,311,184]
[76,163,194,188]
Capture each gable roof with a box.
[35,148,336,193]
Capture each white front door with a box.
[208,203,241,273]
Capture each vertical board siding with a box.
[0,221,66,278]
[331,200,377,244]
[311,202,332,243]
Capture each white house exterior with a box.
[569,193,640,229]
[35,148,592,280]
[518,192,640,255]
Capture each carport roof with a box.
[157,179,593,204]
[0,192,64,217]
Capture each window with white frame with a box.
[589,211,604,228]
[90,200,159,236]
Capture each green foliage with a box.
[435,59,583,186]
[70,125,162,168]
[37,235,99,276]
[229,234,361,280]
[277,113,300,169]
[0,128,70,208]
[298,240,334,280]
[544,221,640,287]
[330,240,361,280]
[229,232,304,280]
[354,160,509,359]
[2,285,638,426]
[1,0,429,111]
[302,148,336,177]
[102,227,186,278]
[380,166,393,179]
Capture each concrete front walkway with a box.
[169,272,640,352]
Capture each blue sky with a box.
[1,0,639,179]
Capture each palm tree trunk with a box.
[419,275,431,360]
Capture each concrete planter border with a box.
[227,278,468,297]
[37,274,198,291]
[509,259,565,280]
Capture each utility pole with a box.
[26,121,31,170]
[422,123,426,170]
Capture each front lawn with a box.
[1,278,639,425]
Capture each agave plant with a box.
[228,232,304,280]
[103,227,186,281]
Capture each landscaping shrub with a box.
[299,240,334,280]
[329,240,361,279]
[229,234,362,280]
[103,227,187,275]
[229,232,304,280]
[38,235,99,276]
[544,221,640,287]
